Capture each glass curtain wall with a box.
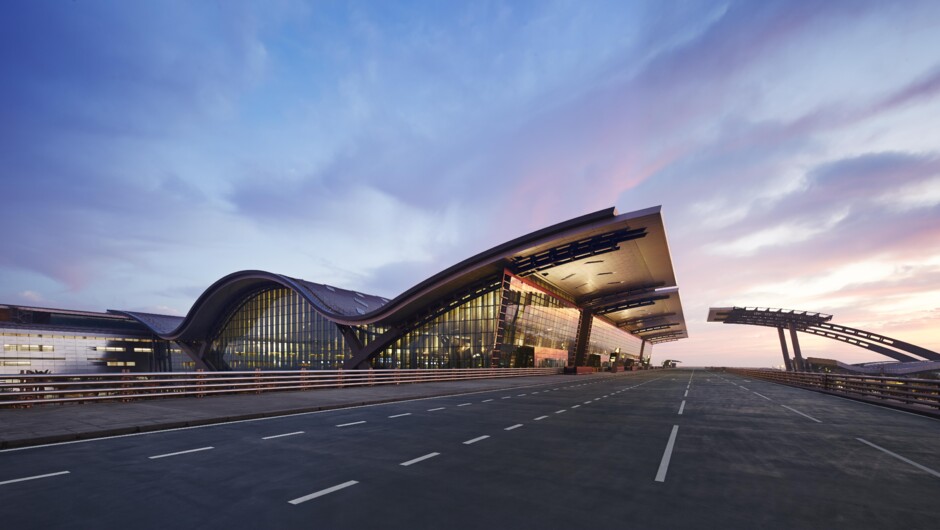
[498,276,580,368]
[207,281,643,372]
[211,288,352,370]
[588,316,643,368]
[0,329,176,374]
[373,288,501,369]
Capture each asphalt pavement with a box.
[1,370,938,529]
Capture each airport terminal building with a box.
[1,207,687,375]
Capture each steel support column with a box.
[341,326,403,369]
[788,323,805,371]
[178,341,214,371]
[490,273,513,368]
[573,310,593,367]
[777,327,793,372]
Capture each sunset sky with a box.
[2,1,939,367]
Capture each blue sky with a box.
[2,0,939,366]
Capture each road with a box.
[2,370,938,529]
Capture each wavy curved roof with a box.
[115,206,688,344]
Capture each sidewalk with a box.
[0,373,582,450]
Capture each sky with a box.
[2,0,939,367]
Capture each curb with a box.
[0,375,596,450]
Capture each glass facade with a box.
[0,328,178,375]
[1,271,648,374]
[587,316,643,368]
[210,288,353,370]
[497,276,581,368]
[372,288,501,369]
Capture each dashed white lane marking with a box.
[389,413,412,419]
[457,403,472,407]
[593,398,600,402]
[781,405,822,423]
[532,391,540,394]
[753,392,772,401]
[463,435,490,445]
[555,409,567,414]
[655,425,680,483]
[401,452,440,466]
[263,431,304,440]
[534,415,549,421]
[504,424,523,431]
[289,480,358,505]
[517,394,527,397]
[683,390,688,397]
[0,379,574,454]
[740,386,750,391]
[553,388,560,391]
[678,401,686,415]
[336,421,367,427]
[572,405,581,409]
[857,438,940,479]
[0,470,70,487]
[584,401,592,404]
[501,396,512,399]
[482,399,494,403]
[428,407,445,412]
[149,447,214,460]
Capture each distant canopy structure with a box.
[707,306,940,371]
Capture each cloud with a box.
[3,0,940,365]
[17,291,45,304]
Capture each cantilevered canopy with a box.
[513,207,688,342]
[708,306,940,362]
[707,307,832,328]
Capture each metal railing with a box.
[725,368,940,415]
[0,367,562,407]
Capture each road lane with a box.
[1,370,938,529]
